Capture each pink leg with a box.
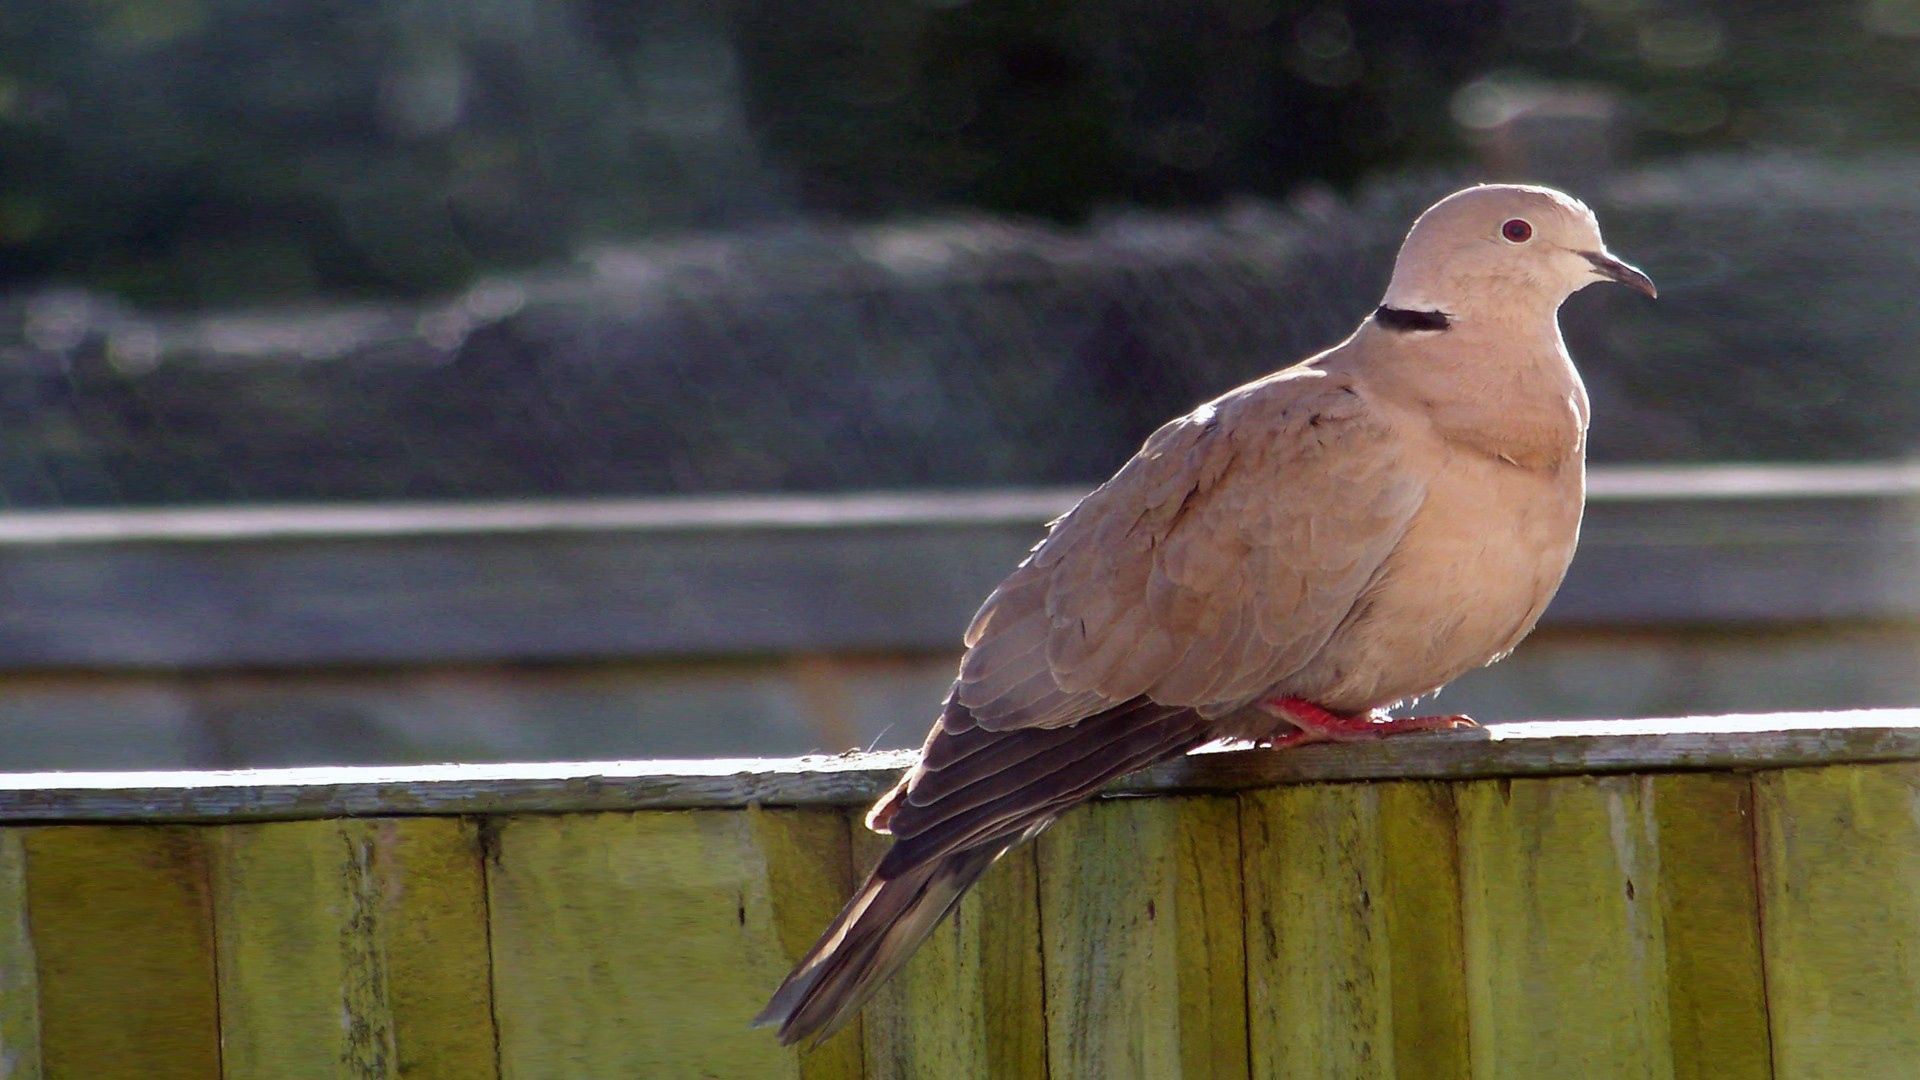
[1259,696,1478,748]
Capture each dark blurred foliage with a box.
[721,0,1500,217]
[2,158,1918,507]
[2,0,1919,506]
[6,0,1920,305]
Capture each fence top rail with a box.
[2,709,1916,825]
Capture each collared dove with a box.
[758,184,1656,1045]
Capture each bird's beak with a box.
[1581,250,1658,299]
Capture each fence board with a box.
[22,826,220,1079]
[0,834,37,1080]
[1647,774,1770,1080]
[1756,763,1920,1078]
[1458,774,1768,1079]
[1461,776,1673,1077]
[1037,795,1247,1079]
[852,829,1047,1079]
[209,817,495,1079]
[486,807,859,1080]
[1241,781,1468,1079]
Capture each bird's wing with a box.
[956,362,1427,728]
[871,362,1428,874]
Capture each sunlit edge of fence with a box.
[0,708,1910,824]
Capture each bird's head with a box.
[1380,184,1655,323]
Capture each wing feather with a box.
[952,365,1425,731]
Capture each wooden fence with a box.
[3,709,1920,1077]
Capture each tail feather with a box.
[754,843,1006,1045]
[758,696,1210,1046]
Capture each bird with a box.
[757,184,1656,1045]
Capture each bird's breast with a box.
[1289,444,1585,712]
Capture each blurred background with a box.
[0,0,1917,768]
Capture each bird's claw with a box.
[1258,696,1478,748]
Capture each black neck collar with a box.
[1374,305,1451,332]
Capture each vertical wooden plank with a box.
[1037,795,1246,1079]
[1757,762,1920,1076]
[1460,775,1672,1079]
[1240,781,1467,1080]
[1648,773,1771,1080]
[488,807,859,1080]
[211,817,496,1079]
[380,819,497,1078]
[24,826,220,1079]
[1375,783,1471,1080]
[0,832,40,1080]
[852,826,1045,1079]
[1458,773,1769,1080]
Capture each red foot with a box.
[1259,696,1478,748]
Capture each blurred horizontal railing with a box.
[0,462,1912,769]
[1,709,1916,1076]
[0,462,1912,671]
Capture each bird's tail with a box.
[754,841,1008,1046]
[759,697,1211,1045]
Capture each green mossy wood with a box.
[0,712,1909,1076]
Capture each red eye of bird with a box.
[1501,218,1533,243]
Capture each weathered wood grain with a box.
[486,808,859,1080]
[852,826,1046,1079]
[23,826,220,1079]
[0,464,1910,671]
[11,715,1920,1075]
[0,833,39,1080]
[1241,781,1468,1079]
[1037,796,1247,1079]
[1461,775,1671,1077]
[1648,774,1771,1080]
[210,817,496,1079]
[1755,763,1920,1077]
[0,710,1915,823]
[1457,773,1769,1079]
